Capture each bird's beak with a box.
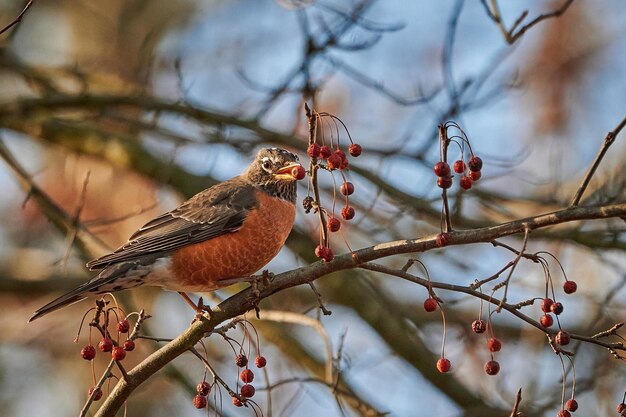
[274,162,305,181]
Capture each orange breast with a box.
[170,190,295,290]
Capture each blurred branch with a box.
[480,0,575,45]
[0,0,33,37]
[93,202,626,416]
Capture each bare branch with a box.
[0,0,34,37]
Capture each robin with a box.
[29,147,304,322]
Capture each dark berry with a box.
[435,232,450,247]
[291,165,306,180]
[98,338,113,353]
[302,196,314,213]
[471,319,486,334]
[341,206,355,220]
[307,143,321,158]
[563,281,577,294]
[193,394,207,409]
[116,319,130,334]
[468,170,481,181]
[240,368,254,383]
[436,358,451,373]
[460,176,472,190]
[255,356,267,368]
[551,302,564,315]
[540,314,554,328]
[81,345,96,360]
[241,384,255,398]
[233,397,244,407]
[488,338,502,352]
[453,160,466,174]
[319,145,331,159]
[555,331,570,346]
[88,387,103,401]
[437,175,453,189]
[468,156,483,172]
[617,403,626,413]
[340,182,355,196]
[541,298,554,313]
[565,399,578,412]
[557,410,571,417]
[315,245,334,262]
[235,354,248,367]
[327,217,341,233]
[433,162,451,177]
[123,340,135,351]
[484,360,500,375]
[197,381,211,396]
[423,297,437,312]
[112,346,126,361]
[326,153,342,170]
[349,143,362,157]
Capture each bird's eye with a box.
[261,159,272,172]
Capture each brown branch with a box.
[509,388,523,417]
[571,114,626,206]
[0,0,33,37]
[93,202,626,417]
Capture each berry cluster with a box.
[305,109,363,263]
[193,380,211,409]
[230,353,267,407]
[433,155,483,190]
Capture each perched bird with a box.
[29,148,304,322]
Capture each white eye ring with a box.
[261,158,272,172]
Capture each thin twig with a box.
[0,0,34,37]
[571,115,626,206]
[509,388,523,417]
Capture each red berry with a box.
[468,156,483,172]
[551,302,564,315]
[433,162,451,177]
[235,354,248,367]
[240,368,254,383]
[484,360,500,375]
[98,338,113,353]
[565,399,578,412]
[88,387,103,401]
[123,340,135,351]
[540,314,554,328]
[307,143,321,158]
[112,346,126,361]
[460,176,472,190]
[233,397,244,407]
[81,345,96,360]
[326,153,342,170]
[315,245,334,262]
[437,175,453,189]
[348,143,362,157]
[193,394,207,409]
[116,319,130,334]
[453,160,466,174]
[255,356,267,368]
[541,298,554,313]
[557,410,571,417]
[471,319,486,334]
[320,145,331,159]
[555,331,570,346]
[241,384,255,398]
[340,182,355,196]
[617,403,626,413]
[327,217,341,232]
[563,281,577,294]
[488,338,502,352]
[197,381,211,396]
[341,205,355,220]
[436,358,451,373]
[335,149,347,162]
[468,170,481,181]
[291,165,306,180]
[435,232,450,247]
[423,297,437,312]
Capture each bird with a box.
[29,147,304,322]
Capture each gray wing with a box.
[86,177,258,270]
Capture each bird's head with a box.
[244,148,304,201]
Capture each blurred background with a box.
[0,0,624,416]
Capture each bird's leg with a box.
[178,292,212,320]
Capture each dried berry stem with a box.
[305,104,329,246]
[438,124,453,233]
